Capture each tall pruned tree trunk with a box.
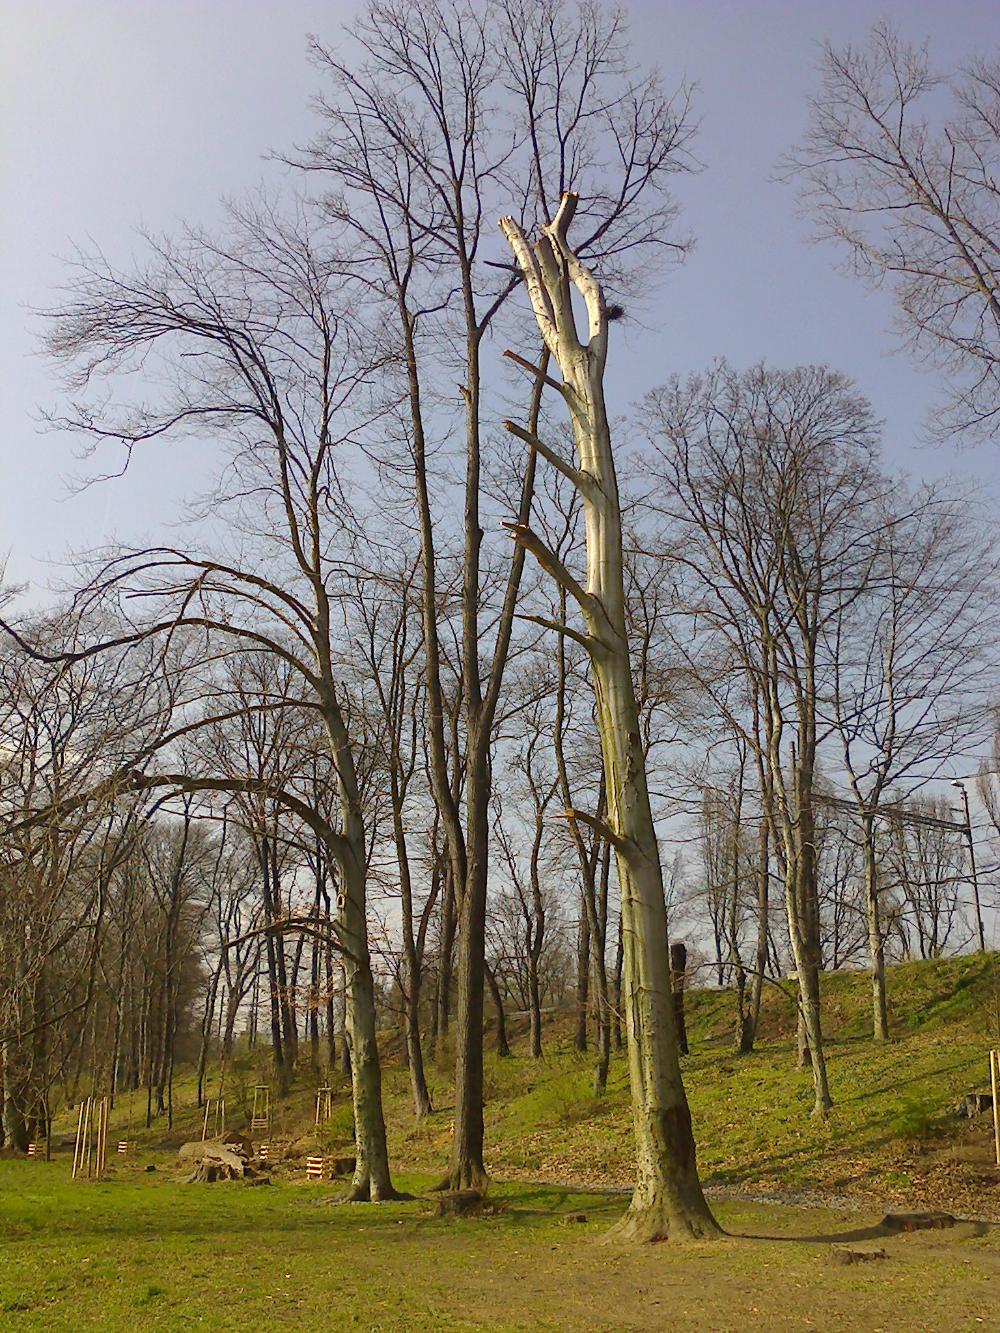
[501,195,718,1243]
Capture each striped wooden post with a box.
[117,1141,128,1155]
[258,1144,269,1162]
[305,1156,325,1179]
[26,1143,40,1157]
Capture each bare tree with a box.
[297,0,696,1190]
[15,204,404,1201]
[790,22,1000,440]
[828,486,994,1037]
[641,362,890,1116]
[887,798,968,957]
[501,194,718,1241]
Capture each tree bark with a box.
[670,942,689,1057]
[862,815,890,1041]
[485,961,511,1059]
[501,195,718,1242]
[574,909,590,1053]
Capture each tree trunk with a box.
[450,771,490,1186]
[485,960,510,1059]
[592,843,613,1092]
[670,942,689,1057]
[863,816,890,1041]
[434,867,456,1054]
[574,908,590,1053]
[335,826,397,1201]
[743,818,769,1055]
[501,196,718,1242]
[528,954,543,1059]
[612,927,624,1052]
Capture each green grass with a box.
[380,954,1000,1205]
[38,954,1000,1207]
[5,955,1000,1328]
[1,1164,998,1330]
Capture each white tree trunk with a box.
[500,195,718,1242]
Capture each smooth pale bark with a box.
[501,195,718,1243]
[759,643,832,1116]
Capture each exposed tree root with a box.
[340,1177,407,1203]
[603,1194,725,1245]
[431,1161,489,1193]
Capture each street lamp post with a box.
[951,780,985,953]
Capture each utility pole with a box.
[951,780,985,953]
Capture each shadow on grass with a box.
[730,1218,992,1244]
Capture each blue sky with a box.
[2,0,997,592]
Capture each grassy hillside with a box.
[5,955,999,1328]
[40,954,1000,1219]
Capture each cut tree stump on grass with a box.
[188,1161,240,1184]
[178,1138,261,1183]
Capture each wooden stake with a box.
[991,1049,1000,1169]
[82,1097,93,1178]
[94,1098,105,1179]
[72,1100,86,1179]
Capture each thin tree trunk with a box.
[485,961,510,1059]
[863,816,890,1041]
[670,942,689,1057]
[743,818,769,1055]
[574,908,590,1053]
[434,867,456,1053]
